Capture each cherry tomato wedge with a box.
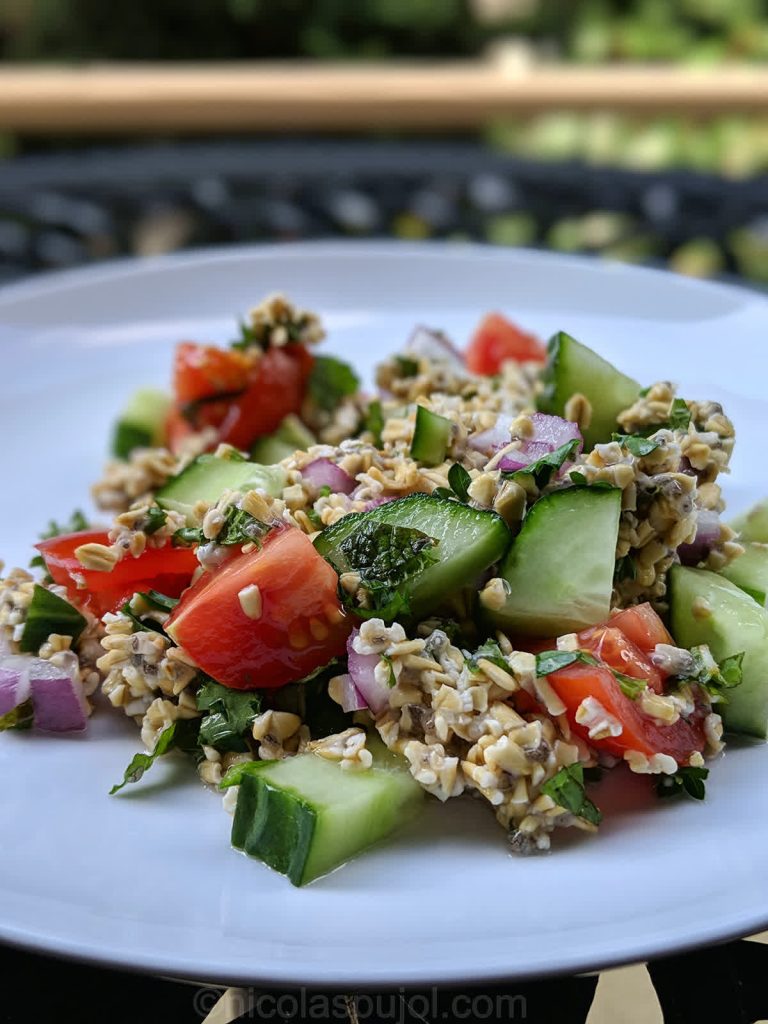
[36,530,199,616]
[547,661,706,765]
[609,604,674,670]
[466,312,547,374]
[166,527,350,690]
[579,625,664,695]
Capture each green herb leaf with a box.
[0,699,34,732]
[173,526,202,547]
[120,599,168,636]
[307,355,360,413]
[638,386,651,398]
[505,439,581,489]
[217,507,271,547]
[569,471,587,485]
[196,677,261,753]
[467,639,510,673]
[677,645,744,703]
[447,463,471,503]
[535,649,598,676]
[306,508,324,530]
[612,433,661,458]
[362,399,384,447]
[541,763,602,826]
[615,554,637,582]
[613,670,646,700]
[266,659,351,738]
[667,398,692,432]
[143,505,168,536]
[568,471,615,490]
[18,584,87,654]
[139,590,180,612]
[231,319,260,351]
[657,765,709,801]
[395,355,419,378]
[110,719,200,794]
[30,509,90,574]
[380,654,397,688]
[318,485,331,498]
[219,760,274,789]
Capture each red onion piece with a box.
[405,326,465,372]
[529,413,583,454]
[361,495,396,512]
[0,655,88,732]
[302,458,356,496]
[468,414,514,456]
[346,630,391,715]
[678,509,722,566]
[497,441,552,473]
[334,672,368,713]
[0,659,30,717]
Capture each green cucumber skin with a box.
[719,542,768,607]
[537,332,640,450]
[251,415,316,464]
[669,565,768,739]
[490,486,622,637]
[410,407,452,467]
[18,584,87,654]
[730,499,768,544]
[314,494,511,621]
[156,455,286,522]
[232,745,423,886]
[112,388,171,460]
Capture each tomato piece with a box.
[172,342,252,404]
[167,527,350,690]
[579,625,664,695]
[548,661,706,764]
[609,604,674,665]
[37,530,199,616]
[466,313,547,374]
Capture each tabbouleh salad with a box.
[3,293,768,886]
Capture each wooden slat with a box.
[0,62,767,133]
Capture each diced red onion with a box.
[0,654,88,732]
[361,495,396,512]
[334,672,368,713]
[497,441,552,473]
[405,325,465,372]
[346,630,391,715]
[468,414,514,456]
[529,413,583,454]
[302,458,356,496]
[678,509,722,566]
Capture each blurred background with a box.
[1,0,768,286]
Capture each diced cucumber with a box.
[488,486,622,636]
[250,414,316,465]
[314,494,510,621]
[410,406,452,467]
[111,388,171,460]
[669,565,768,739]
[537,332,640,449]
[156,454,286,523]
[719,543,768,607]
[730,499,768,543]
[231,738,423,885]
[19,585,86,654]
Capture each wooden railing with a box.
[0,62,766,133]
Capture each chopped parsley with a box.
[30,509,89,573]
[139,590,180,613]
[109,719,201,795]
[307,355,360,413]
[503,439,580,489]
[667,398,692,432]
[535,649,599,676]
[677,645,744,703]
[541,763,602,826]
[0,700,34,732]
[143,505,168,536]
[380,654,397,688]
[568,471,614,490]
[120,597,168,636]
[196,677,261,753]
[172,507,270,549]
[611,433,661,458]
[657,765,709,801]
[612,670,646,700]
[467,639,510,674]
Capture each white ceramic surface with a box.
[0,242,767,987]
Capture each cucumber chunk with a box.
[231,739,423,885]
[730,499,768,544]
[112,388,171,460]
[314,494,510,621]
[538,332,640,449]
[410,407,452,467]
[719,543,768,607]
[488,486,622,636]
[156,455,286,523]
[19,584,86,654]
[250,415,316,465]
[669,565,768,739]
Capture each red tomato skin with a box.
[172,342,252,403]
[548,662,706,764]
[579,625,664,695]
[609,603,674,662]
[167,527,350,690]
[466,313,547,374]
[36,530,199,616]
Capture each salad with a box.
[2,292,767,887]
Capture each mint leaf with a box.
[468,639,510,674]
[569,471,587,485]
[109,719,200,794]
[612,434,661,458]
[612,670,646,700]
[447,463,471,502]
[217,507,270,547]
[139,590,180,612]
[143,505,168,536]
[308,355,359,412]
[362,399,384,447]
[0,699,34,732]
[657,765,709,801]
[197,677,261,753]
[667,398,692,432]
[678,645,744,703]
[536,649,598,676]
[541,763,602,825]
[18,584,87,654]
[505,439,581,489]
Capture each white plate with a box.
[1,242,767,988]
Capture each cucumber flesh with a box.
[410,406,452,467]
[156,454,286,523]
[537,332,640,449]
[719,542,768,607]
[489,486,622,636]
[112,388,171,460]
[730,499,768,544]
[669,565,768,739]
[231,739,423,885]
[251,415,316,464]
[314,494,510,622]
